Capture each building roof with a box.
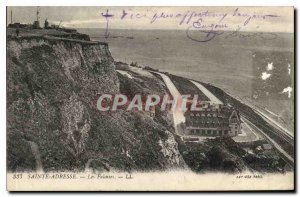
[262,144,273,150]
[185,105,241,128]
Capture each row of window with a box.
[187,124,229,128]
[190,113,225,118]
[188,120,228,124]
[189,129,229,135]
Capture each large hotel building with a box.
[185,82,242,137]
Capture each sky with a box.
[6,6,294,32]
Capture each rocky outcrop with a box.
[7,35,185,172]
[158,130,185,167]
[60,93,91,157]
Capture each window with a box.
[207,130,211,135]
[224,130,228,135]
[213,130,217,135]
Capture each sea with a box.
[78,28,294,132]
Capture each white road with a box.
[190,80,223,105]
[264,107,281,118]
[116,70,134,79]
[118,69,186,133]
[129,67,155,78]
[253,107,293,138]
[152,72,186,133]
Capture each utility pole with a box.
[10,8,13,24]
[36,6,40,22]
[33,6,41,29]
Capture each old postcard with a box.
[6,6,294,191]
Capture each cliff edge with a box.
[7,35,185,172]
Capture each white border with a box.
[2,0,297,6]
[0,0,298,196]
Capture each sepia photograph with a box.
[5,5,294,191]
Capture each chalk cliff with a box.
[7,35,185,172]
[7,33,287,174]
